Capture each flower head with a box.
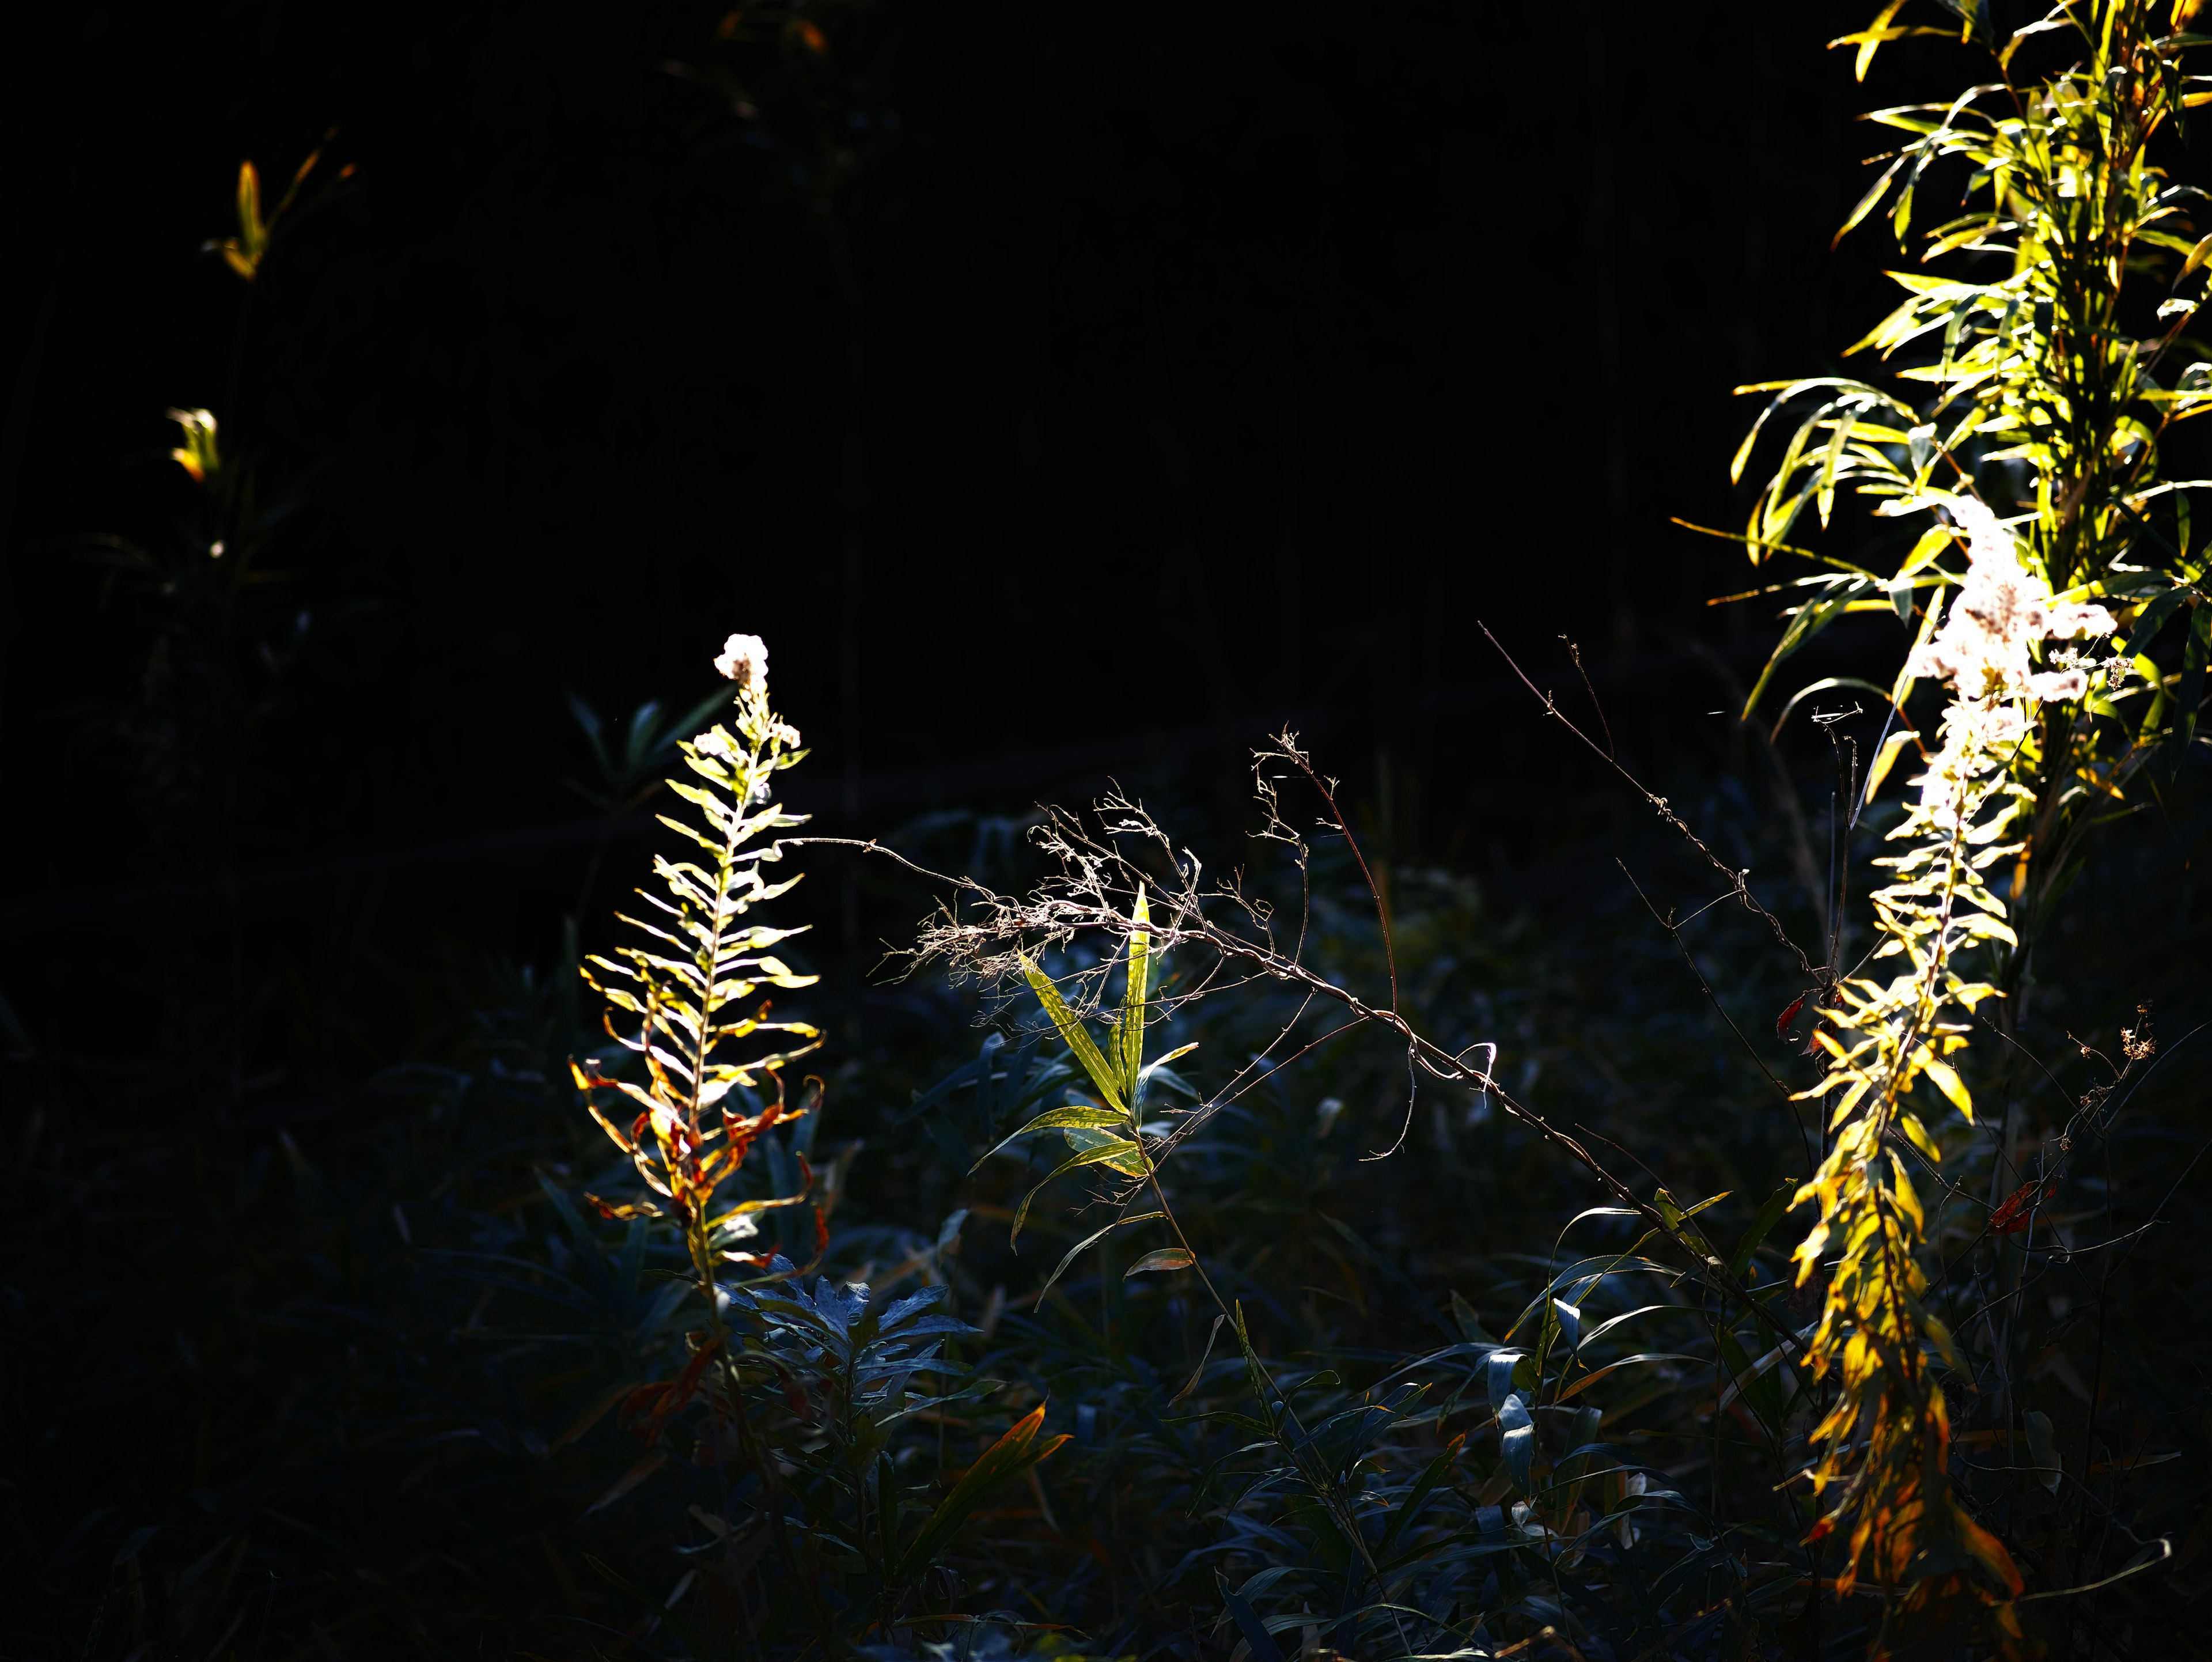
[715,632,770,691]
[1903,500,2113,705]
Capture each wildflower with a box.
[1904,501,2113,704]
[2025,668,2089,703]
[715,631,770,690]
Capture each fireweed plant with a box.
[568,636,1073,1649]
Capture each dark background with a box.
[1,0,1949,1070]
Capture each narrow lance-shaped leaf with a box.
[2176,600,2210,755]
[1010,1138,1146,1246]
[1124,1248,1194,1276]
[1019,951,1125,1114]
[1114,888,1152,1106]
[890,1404,1071,1586]
[969,1104,1130,1173]
[1035,1210,1165,1304]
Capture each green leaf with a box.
[1137,1041,1199,1098]
[1011,1138,1147,1245]
[1717,1328,1791,1433]
[1834,152,1909,247]
[1285,1492,1355,1573]
[2176,601,2210,756]
[1019,952,1125,1115]
[1036,1210,1164,1304]
[890,1405,1070,1587]
[1743,577,1873,715]
[1849,0,1907,78]
[1218,1575,1289,1662]
[1728,1184,1796,1281]
[584,1554,709,1661]
[1497,1394,1536,1492]
[1113,889,1152,1104]
[969,1105,1130,1173]
[1816,412,1854,527]
[1450,1290,1492,1343]
[1380,1433,1465,1554]
[1230,1301,1281,1434]
[1654,1187,1732,1228]
[1863,728,1918,805]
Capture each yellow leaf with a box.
[1919,1053,1974,1119]
[1887,1150,1924,1231]
[1837,0,1910,82]
[1863,730,1919,804]
[1018,952,1124,1115]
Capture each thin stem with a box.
[1284,745,1399,1014]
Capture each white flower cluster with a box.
[715,631,770,691]
[1901,501,2113,820]
[1904,501,2113,703]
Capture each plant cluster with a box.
[11,6,2212,1661]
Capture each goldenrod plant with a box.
[1706,0,2210,1644]
[1725,0,2210,934]
[1790,502,2116,1637]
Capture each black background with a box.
[0,0,1957,1063]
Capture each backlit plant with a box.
[1707,0,2209,1645]
[571,630,824,1297]
[567,635,1073,1649]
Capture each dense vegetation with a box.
[7,3,2212,1659]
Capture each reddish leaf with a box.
[616,1381,669,1438]
[1776,993,1808,1039]
[619,1336,726,1445]
[1989,1179,2056,1235]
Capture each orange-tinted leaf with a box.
[1123,1248,1195,1276]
